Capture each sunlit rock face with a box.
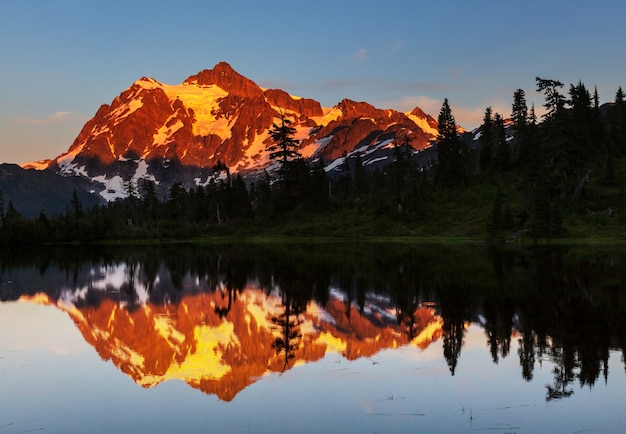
[20,287,442,402]
[27,62,440,200]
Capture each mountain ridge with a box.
[22,62,441,202]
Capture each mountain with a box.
[20,288,442,401]
[0,163,100,218]
[24,62,440,201]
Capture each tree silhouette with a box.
[268,114,301,169]
[435,99,468,186]
[271,289,305,372]
[478,107,494,171]
[536,77,565,120]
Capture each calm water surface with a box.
[1,243,625,433]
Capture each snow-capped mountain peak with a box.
[24,62,440,200]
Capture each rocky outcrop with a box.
[264,88,323,118]
[184,61,264,99]
[306,99,434,161]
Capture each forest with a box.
[1,77,625,245]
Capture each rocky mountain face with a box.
[26,62,440,201]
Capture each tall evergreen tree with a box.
[167,182,188,222]
[435,99,468,186]
[590,85,606,155]
[225,174,251,219]
[353,152,369,196]
[535,77,572,200]
[511,89,528,129]
[140,178,160,222]
[389,134,416,212]
[568,81,596,163]
[493,113,509,172]
[536,77,566,120]
[267,114,302,169]
[70,188,84,219]
[254,170,274,217]
[478,107,494,171]
[308,161,330,210]
[511,89,529,165]
[4,200,20,222]
[609,86,626,155]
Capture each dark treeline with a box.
[2,243,625,398]
[1,78,625,244]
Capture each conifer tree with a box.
[140,178,160,222]
[435,99,468,186]
[68,188,84,223]
[353,152,368,195]
[536,77,565,120]
[478,107,494,171]
[4,200,20,222]
[268,114,302,169]
[511,89,528,129]
[590,85,606,154]
[568,81,596,163]
[511,89,529,165]
[254,170,274,217]
[167,182,187,222]
[535,77,572,200]
[493,113,509,172]
[609,86,626,155]
[225,174,251,219]
[267,114,310,212]
[308,161,330,210]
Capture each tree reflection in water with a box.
[1,242,625,401]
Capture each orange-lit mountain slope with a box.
[20,288,442,401]
[23,62,439,201]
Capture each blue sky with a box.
[1,0,625,164]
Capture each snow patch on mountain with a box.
[163,83,229,137]
[311,107,342,125]
[406,112,438,137]
[364,156,389,166]
[57,158,89,177]
[324,157,346,172]
[110,98,144,126]
[153,117,184,147]
[92,159,159,201]
[93,175,125,201]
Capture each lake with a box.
[1,243,625,433]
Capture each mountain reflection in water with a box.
[2,243,625,403]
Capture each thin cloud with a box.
[321,79,446,93]
[350,48,368,63]
[322,79,381,90]
[452,101,513,129]
[452,106,489,130]
[381,96,442,114]
[386,41,404,56]
[8,111,85,126]
[399,82,456,92]
[449,69,463,80]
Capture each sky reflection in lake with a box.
[1,243,626,433]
